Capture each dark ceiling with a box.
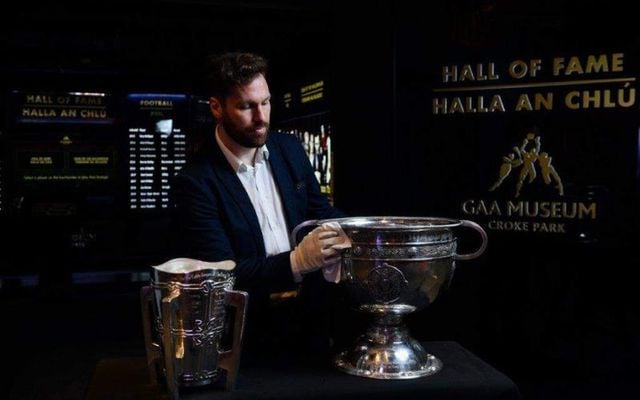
[0,0,333,92]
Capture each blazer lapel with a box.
[208,138,265,251]
[267,137,299,229]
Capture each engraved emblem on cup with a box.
[140,258,248,399]
[291,217,487,380]
[365,263,408,303]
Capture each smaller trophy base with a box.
[334,327,443,379]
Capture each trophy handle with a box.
[161,287,181,400]
[454,220,488,261]
[218,289,249,391]
[290,219,320,246]
[140,285,162,384]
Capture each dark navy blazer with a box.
[171,131,343,295]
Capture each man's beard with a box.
[220,116,269,148]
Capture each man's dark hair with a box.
[204,52,269,100]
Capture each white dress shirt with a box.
[216,128,291,256]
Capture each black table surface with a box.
[86,341,521,400]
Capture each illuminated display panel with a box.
[126,94,188,210]
[5,90,119,217]
[277,78,333,199]
[14,138,117,186]
[279,115,333,198]
[11,91,115,125]
[9,133,118,218]
[8,91,117,189]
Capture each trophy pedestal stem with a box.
[334,312,442,379]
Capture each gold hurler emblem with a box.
[489,133,564,197]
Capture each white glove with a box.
[320,222,352,283]
[290,225,342,282]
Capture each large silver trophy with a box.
[140,258,248,399]
[292,217,487,380]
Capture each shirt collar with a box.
[215,125,269,173]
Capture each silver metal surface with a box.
[292,216,487,380]
[334,324,443,379]
[140,258,248,399]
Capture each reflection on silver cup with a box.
[140,258,248,399]
[292,217,487,380]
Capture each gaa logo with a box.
[488,133,563,197]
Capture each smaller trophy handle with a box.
[140,286,161,384]
[454,220,488,261]
[290,219,320,246]
[218,289,249,391]
[161,288,181,400]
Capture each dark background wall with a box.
[331,0,640,389]
[331,0,640,388]
[1,0,639,396]
[0,0,333,275]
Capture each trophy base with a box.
[334,325,442,379]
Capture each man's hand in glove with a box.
[290,226,342,282]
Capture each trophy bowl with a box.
[292,216,487,379]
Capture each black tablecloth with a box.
[86,341,520,400]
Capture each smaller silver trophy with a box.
[292,217,487,380]
[140,258,248,399]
